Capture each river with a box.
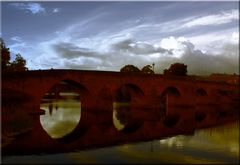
[2,93,239,164]
[2,121,239,164]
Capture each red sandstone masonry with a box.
[2,70,239,155]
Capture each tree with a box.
[141,65,154,74]
[1,38,11,71]
[164,63,187,76]
[10,53,27,71]
[120,65,140,72]
[1,38,28,72]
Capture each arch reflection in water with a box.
[113,102,131,131]
[113,85,132,131]
[40,81,81,139]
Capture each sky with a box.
[1,1,239,75]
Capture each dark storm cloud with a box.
[111,38,171,55]
[52,42,99,59]
[154,40,239,75]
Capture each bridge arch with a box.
[160,86,181,111]
[162,86,181,96]
[196,88,208,96]
[195,111,207,122]
[39,79,90,140]
[114,83,144,102]
[160,86,181,127]
[216,89,229,96]
[113,83,144,133]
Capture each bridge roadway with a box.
[2,70,239,155]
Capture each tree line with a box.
[120,63,187,76]
[1,38,28,72]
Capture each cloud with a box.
[183,9,239,27]
[186,28,239,53]
[7,6,238,75]
[8,25,238,75]
[64,57,103,70]
[183,47,238,75]
[153,37,239,75]
[46,33,238,75]
[11,36,22,42]
[10,29,238,75]
[52,42,99,59]
[231,32,239,44]
[111,38,169,55]
[10,3,45,14]
[52,8,60,13]
[109,9,238,42]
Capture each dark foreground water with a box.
[2,120,239,164]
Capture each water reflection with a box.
[3,121,239,164]
[158,121,239,160]
[113,102,131,131]
[40,81,81,139]
[41,99,130,137]
[195,121,239,156]
[159,135,192,148]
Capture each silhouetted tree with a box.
[1,38,11,71]
[164,63,187,76]
[141,65,154,74]
[120,65,140,72]
[10,53,27,71]
[1,38,28,72]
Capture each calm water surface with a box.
[2,89,239,164]
[2,121,239,164]
[2,102,239,164]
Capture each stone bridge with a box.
[2,70,239,155]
